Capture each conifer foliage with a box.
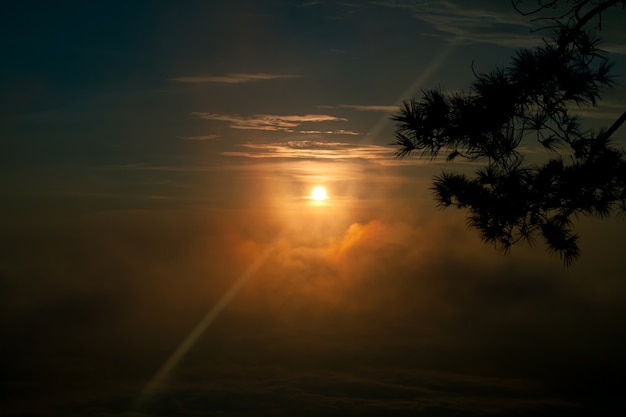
[393,0,626,265]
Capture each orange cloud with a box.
[223,140,394,161]
[192,112,347,132]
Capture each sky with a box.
[2,1,626,416]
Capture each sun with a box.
[310,186,328,201]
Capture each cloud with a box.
[223,140,394,161]
[5,202,626,415]
[300,1,324,7]
[372,0,539,47]
[299,129,360,135]
[176,135,220,140]
[192,112,348,132]
[125,366,575,417]
[222,139,447,167]
[372,0,626,52]
[170,73,300,84]
[569,95,626,123]
[338,104,399,112]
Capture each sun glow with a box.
[311,186,328,201]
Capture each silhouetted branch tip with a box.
[393,0,626,265]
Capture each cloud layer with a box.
[4,204,626,416]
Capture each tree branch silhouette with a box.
[393,0,626,265]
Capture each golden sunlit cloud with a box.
[222,140,397,162]
[300,129,360,135]
[192,112,347,132]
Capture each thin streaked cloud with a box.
[339,104,398,112]
[318,104,398,112]
[170,73,300,84]
[372,0,538,47]
[300,129,360,135]
[570,95,626,123]
[223,140,395,161]
[176,135,220,141]
[574,109,626,122]
[192,112,348,132]
[373,0,626,52]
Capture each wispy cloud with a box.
[223,140,395,161]
[569,95,626,122]
[171,73,300,84]
[573,109,625,122]
[192,113,348,132]
[373,0,626,52]
[318,104,398,112]
[339,104,399,112]
[300,129,360,135]
[300,1,324,7]
[373,0,538,47]
[176,135,220,141]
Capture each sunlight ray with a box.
[131,243,277,412]
[363,39,459,143]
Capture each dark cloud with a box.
[3,202,626,416]
[125,367,576,416]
